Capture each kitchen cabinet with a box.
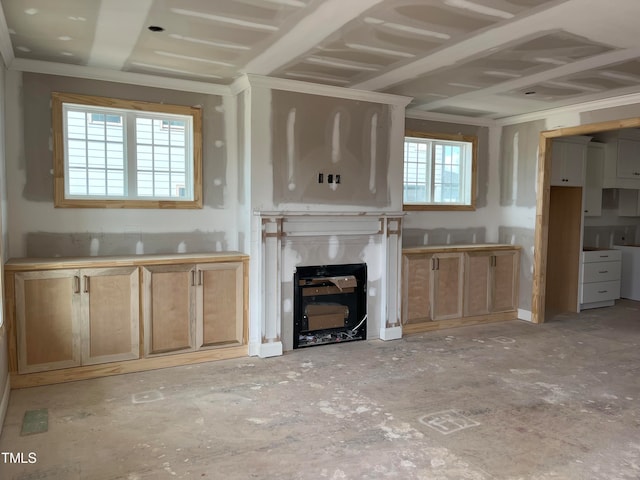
[464,250,519,317]
[4,252,249,387]
[14,266,138,374]
[618,189,640,216]
[602,129,640,188]
[580,249,621,309]
[550,137,590,187]
[402,245,520,334]
[613,245,640,301]
[583,143,605,217]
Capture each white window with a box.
[403,132,477,211]
[52,93,202,208]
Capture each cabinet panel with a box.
[617,139,640,178]
[16,270,81,373]
[402,254,432,324]
[83,267,139,364]
[432,254,463,320]
[144,265,195,355]
[492,251,519,313]
[464,253,490,316]
[551,139,587,187]
[584,144,604,217]
[198,262,244,347]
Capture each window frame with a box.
[52,92,203,209]
[402,130,478,212]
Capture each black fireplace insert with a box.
[293,263,367,349]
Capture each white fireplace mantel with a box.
[249,211,404,358]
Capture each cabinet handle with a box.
[198,270,203,286]
[599,255,609,258]
[191,270,196,286]
[598,270,609,274]
[73,275,80,294]
[597,290,608,294]
[83,275,89,293]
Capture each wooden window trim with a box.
[52,92,203,209]
[403,130,478,212]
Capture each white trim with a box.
[0,375,10,437]
[496,91,640,126]
[230,75,251,96]
[249,341,261,357]
[517,309,532,322]
[406,109,496,127]
[10,58,233,97]
[245,74,412,106]
[258,341,283,358]
[379,326,403,341]
[0,2,14,68]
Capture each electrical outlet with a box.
[318,173,323,183]
[328,174,333,183]
[335,174,341,184]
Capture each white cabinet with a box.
[580,249,621,309]
[618,189,640,216]
[602,129,640,188]
[550,137,590,186]
[583,143,605,217]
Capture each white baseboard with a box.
[0,375,10,438]
[258,341,283,358]
[379,326,403,341]
[518,309,533,322]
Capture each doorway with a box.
[532,117,640,324]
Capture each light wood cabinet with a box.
[464,250,519,316]
[402,245,520,334]
[4,252,249,387]
[142,261,245,356]
[550,137,590,187]
[15,267,138,373]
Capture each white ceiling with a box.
[2,0,640,119]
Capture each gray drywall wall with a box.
[405,118,489,209]
[499,120,545,208]
[580,102,640,125]
[21,73,227,208]
[0,64,9,427]
[270,90,391,207]
[498,226,534,311]
[403,227,487,247]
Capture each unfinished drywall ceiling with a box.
[3,0,640,118]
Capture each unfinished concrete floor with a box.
[1,300,639,480]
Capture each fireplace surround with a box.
[250,211,404,357]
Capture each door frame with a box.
[532,116,640,324]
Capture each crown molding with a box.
[244,74,412,107]
[496,91,640,126]
[230,75,251,96]
[405,109,497,127]
[9,58,233,96]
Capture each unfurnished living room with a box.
[0,0,639,478]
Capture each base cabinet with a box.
[5,252,249,385]
[403,245,520,333]
[15,267,139,374]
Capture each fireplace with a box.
[293,263,367,348]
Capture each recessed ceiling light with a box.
[24,8,38,15]
[58,36,72,41]
[148,25,165,32]
[16,46,31,52]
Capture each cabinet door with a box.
[15,269,82,373]
[618,189,640,216]
[402,254,432,324]
[551,140,586,186]
[432,253,463,320]
[617,139,640,178]
[143,265,195,355]
[196,262,244,348]
[464,252,491,316]
[584,144,604,217]
[550,142,566,186]
[81,267,139,365]
[491,251,519,313]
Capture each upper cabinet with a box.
[602,129,640,189]
[584,143,605,217]
[550,136,591,187]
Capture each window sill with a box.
[403,204,476,212]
